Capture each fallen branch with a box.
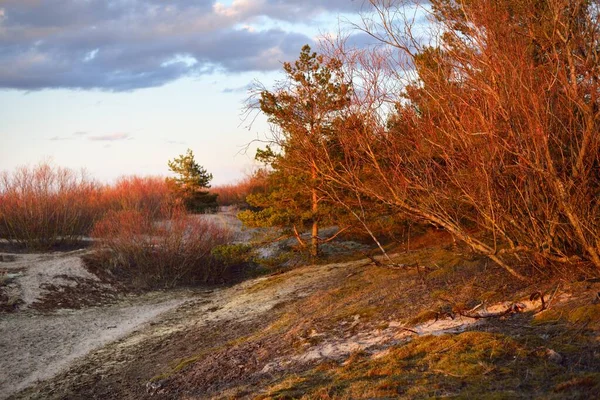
[459,303,526,319]
[399,326,419,334]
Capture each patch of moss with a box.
[245,273,293,294]
[256,373,334,400]
[149,353,205,382]
[391,332,523,378]
[172,355,202,372]
[566,304,600,325]
[258,328,597,399]
[534,304,600,327]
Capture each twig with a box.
[432,369,466,378]
[399,326,418,334]
[467,302,484,314]
[530,291,546,314]
[545,284,560,310]
[459,303,525,319]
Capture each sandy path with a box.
[0,291,198,399]
[0,210,249,399]
[0,249,210,399]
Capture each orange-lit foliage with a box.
[211,170,269,207]
[306,0,600,278]
[0,162,102,249]
[100,175,174,219]
[91,205,234,288]
[0,163,180,249]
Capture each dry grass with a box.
[252,244,524,343]
[151,231,600,399]
[253,280,600,400]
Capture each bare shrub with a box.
[304,0,600,279]
[91,206,234,288]
[0,162,102,249]
[211,170,269,208]
[100,175,174,219]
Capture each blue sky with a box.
[0,0,368,185]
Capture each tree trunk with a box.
[311,165,319,258]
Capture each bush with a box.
[211,243,255,268]
[91,206,235,288]
[0,163,102,249]
[212,169,269,208]
[100,175,173,219]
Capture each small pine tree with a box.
[239,45,352,257]
[167,149,218,213]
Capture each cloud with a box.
[0,0,365,91]
[48,131,89,140]
[88,133,131,141]
[222,83,253,94]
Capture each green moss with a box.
[259,329,587,399]
[256,373,333,400]
[149,354,204,383]
[392,332,522,378]
[567,304,600,325]
[172,355,202,372]
[534,304,600,327]
[533,309,563,325]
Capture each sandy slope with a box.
[9,259,358,399]
[0,293,194,399]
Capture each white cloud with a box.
[213,0,265,19]
[83,48,99,62]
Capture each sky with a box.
[0,0,370,185]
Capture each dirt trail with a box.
[0,293,194,399]
[0,249,207,400]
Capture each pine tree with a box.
[239,45,352,257]
[167,149,218,213]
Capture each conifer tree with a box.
[240,45,352,257]
[167,149,218,213]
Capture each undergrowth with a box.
[90,207,237,289]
